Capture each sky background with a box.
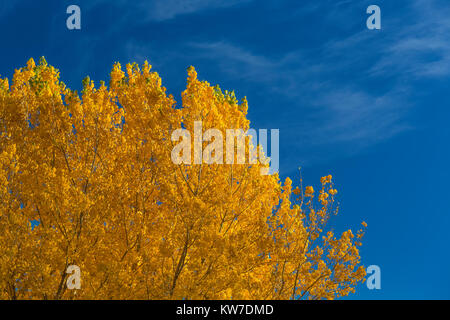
[1,0,449,299]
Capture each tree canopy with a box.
[0,58,366,299]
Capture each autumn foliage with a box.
[0,58,366,299]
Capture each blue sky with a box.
[1,0,449,299]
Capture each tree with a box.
[0,58,366,300]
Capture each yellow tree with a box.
[0,58,366,300]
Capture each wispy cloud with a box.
[124,0,449,169]
[308,87,411,144]
[189,1,450,163]
[369,0,450,78]
[187,40,411,145]
[87,0,252,22]
[147,0,252,21]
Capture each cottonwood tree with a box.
[0,58,366,299]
